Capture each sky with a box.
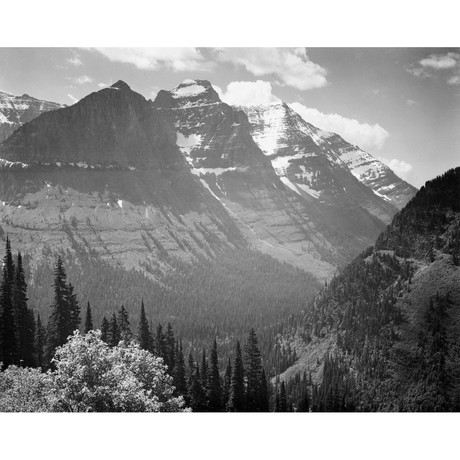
[0,47,459,188]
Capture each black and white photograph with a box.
[0,2,459,459]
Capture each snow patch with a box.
[172,84,207,98]
[117,199,123,209]
[280,176,301,195]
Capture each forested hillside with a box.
[277,168,460,411]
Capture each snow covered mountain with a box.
[0,90,63,143]
[239,102,416,218]
[0,79,416,282]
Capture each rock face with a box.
[239,103,416,218]
[0,79,416,282]
[0,90,63,143]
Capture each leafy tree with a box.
[227,341,245,412]
[51,330,186,412]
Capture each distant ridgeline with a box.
[277,167,460,411]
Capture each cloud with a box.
[447,73,460,85]
[73,75,93,85]
[67,94,79,104]
[95,47,214,72]
[98,82,109,88]
[67,56,82,67]
[406,99,417,106]
[409,52,460,84]
[289,102,389,152]
[378,157,414,181]
[215,48,328,91]
[215,80,280,106]
[419,52,459,70]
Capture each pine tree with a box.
[223,357,232,410]
[84,302,93,333]
[137,300,151,351]
[260,369,269,412]
[66,282,80,333]
[34,313,46,369]
[173,340,187,398]
[189,365,207,412]
[13,252,35,367]
[227,341,245,412]
[155,324,166,361]
[100,316,109,343]
[280,381,287,412]
[208,339,223,411]
[0,237,17,368]
[108,313,120,347]
[200,348,209,390]
[244,328,264,411]
[165,323,175,370]
[46,257,77,363]
[117,305,132,342]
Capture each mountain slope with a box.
[0,90,63,143]
[239,102,416,218]
[153,80,408,280]
[278,167,460,411]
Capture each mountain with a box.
[277,167,460,411]
[239,102,416,216]
[153,80,417,279]
[0,90,63,143]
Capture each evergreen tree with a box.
[108,313,120,347]
[117,305,132,342]
[165,323,175,370]
[13,252,35,367]
[172,340,187,398]
[189,365,207,412]
[260,369,269,412]
[227,341,245,412]
[200,348,209,390]
[66,282,80,333]
[100,316,109,343]
[155,324,166,360]
[223,357,232,410]
[34,313,46,369]
[244,328,264,411]
[46,257,77,363]
[280,381,287,412]
[83,302,93,334]
[208,339,223,412]
[137,300,152,351]
[0,237,17,368]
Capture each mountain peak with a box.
[111,80,131,90]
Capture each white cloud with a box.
[73,75,93,85]
[95,48,214,72]
[406,98,417,106]
[215,80,280,106]
[419,52,459,70]
[378,157,414,180]
[98,82,109,88]
[67,94,79,104]
[216,48,328,91]
[290,102,389,152]
[447,73,460,85]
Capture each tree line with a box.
[0,239,271,411]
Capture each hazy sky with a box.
[0,47,459,188]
